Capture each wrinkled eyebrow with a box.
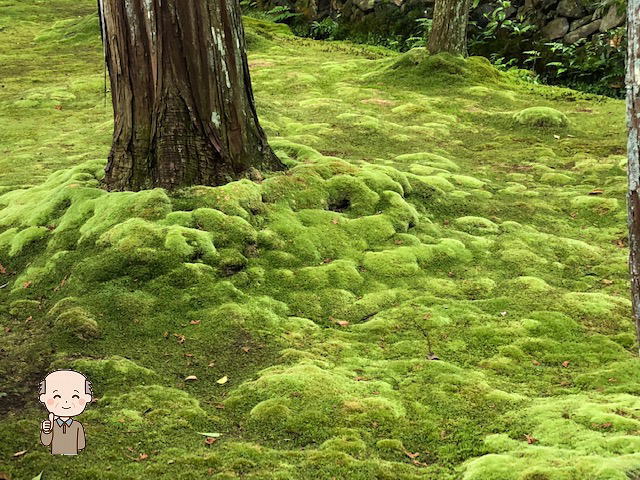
[73,389,79,393]
[53,390,59,393]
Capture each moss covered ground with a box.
[0,1,638,479]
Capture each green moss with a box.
[8,226,48,256]
[453,216,499,235]
[396,152,460,172]
[513,107,569,128]
[0,5,635,479]
[54,307,100,340]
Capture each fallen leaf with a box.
[184,375,198,381]
[427,353,440,361]
[185,353,194,357]
[500,311,508,316]
[561,360,570,368]
[331,218,339,224]
[22,281,32,289]
[532,360,541,366]
[404,450,420,459]
[189,320,201,325]
[25,316,32,322]
[174,333,186,344]
[204,437,218,445]
[0,472,11,480]
[208,362,215,368]
[524,434,538,444]
[0,264,6,274]
[54,105,63,110]
[553,134,560,139]
[216,375,228,384]
[13,450,27,457]
[354,376,367,381]
[198,432,222,437]
[588,189,604,195]
[336,320,349,327]
[214,402,225,409]
[602,279,613,285]
[241,346,250,352]
[137,453,148,461]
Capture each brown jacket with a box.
[41,418,85,455]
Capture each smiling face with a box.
[39,370,92,417]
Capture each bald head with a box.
[39,370,92,417]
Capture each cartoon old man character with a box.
[39,370,92,455]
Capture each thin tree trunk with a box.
[626,0,640,353]
[99,0,285,191]
[428,0,472,56]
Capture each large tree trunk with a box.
[428,0,472,56]
[626,0,640,352]
[99,0,285,191]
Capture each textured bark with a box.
[99,0,285,191]
[626,0,640,352]
[428,0,472,56]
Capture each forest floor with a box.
[1,1,639,479]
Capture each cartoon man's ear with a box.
[39,393,47,404]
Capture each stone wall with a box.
[257,0,626,44]
[531,1,625,44]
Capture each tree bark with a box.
[626,0,640,352]
[428,0,472,56]
[99,0,285,191]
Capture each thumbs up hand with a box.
[42,413,54,433]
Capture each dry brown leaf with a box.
[12,450,27,458]
[204,437,218,445]
[524,434,538,444]
[532,360,541,366]
[337,320,349,327]
[189,320,201,325]
[184,375,198,381]
[22,281,32,289]
[0,264,6,274]
[562,360,570,368]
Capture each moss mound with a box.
[514,107,569,128]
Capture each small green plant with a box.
[309,17,339,40]
[405,17,432,49]
[265,5,301,23]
